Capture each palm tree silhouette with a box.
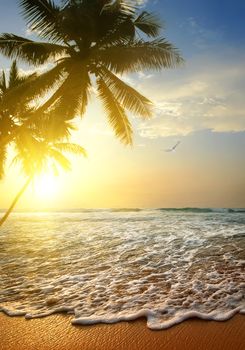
[0,61,77,178]
[0,60,37,178]
[0,62,86,226]
[0,0,183,146]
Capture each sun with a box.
[34,173,59,199]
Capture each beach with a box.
[1,210,244,349]
[1,210,244,330]
[0,314,244,350]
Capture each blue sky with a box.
[146,0,245,61]
[0,0,244,208]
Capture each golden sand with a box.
[0,314,244,350]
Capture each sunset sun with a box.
[34,174,58,199]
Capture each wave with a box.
[110,208,142,212]
[157,208,245,213]
[72,307,245,330]
[1,306,244,331]
[6,207,245,214]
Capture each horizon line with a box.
[0,207,245,212]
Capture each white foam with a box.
[0,210,244,329]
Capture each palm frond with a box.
[98,67,153,118]
[0,115,15,137]
[53,142,87,157]
[97,38,184,74]
[8,60,22,89]
[43,61,91,120]
[102,0,136,18]
[12,132,84,177]
[97,77,133,145]
[0,145,7,179]
[96,0,139,46]
[98,18,135,47]
[0,33,68,65]
[134,11,161,38]
[48,148,71,171]
[14,133,48,175]
[32,116,75,141]
[1,61,66,111]
[12,151,37,175]
[20,0,64,42]
[0,70,7,95]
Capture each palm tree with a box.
[0,0,183,146]
[0,132,86,226]
[0,61,86,226]
[0,60,36,178]
[0,61,76,177]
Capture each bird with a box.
[164,141,181,152]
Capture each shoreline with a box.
[0,313,244,350]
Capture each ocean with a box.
[0,208,244,330]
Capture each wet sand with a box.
[0,314,244,350]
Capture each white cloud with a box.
[18,63,53,76]
[138,71,154,80]
[135,0,148,6]
[134,53,245,138]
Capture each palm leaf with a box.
[32,116,75,141]
[1,61,66,111]
[0,61,41,117]
[14,133,48,175]
[98,67,153,118]
[0,115,15,137]
[53,142,87,157]
[97,38,184,74]
[97,77,133,145]
[0,145,7,179]
[42,61,91,119]
[134,11,161,38]
[98,18,135,47]
[0,70,7,96]
[102,0,136,18]
[48,148,71,171]
[0,34,68,65]
[98,0,136,43]
[8,60,19,89]
[12,133,84,177]
[20,0,64,42]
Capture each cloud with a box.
[133,53,245,138]
[18,63,53,76]
[135,0,149,6]
[138,71,154,80]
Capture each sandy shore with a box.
[0,313,244,350]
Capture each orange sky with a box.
[1,106,244,209]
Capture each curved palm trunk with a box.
[0,176,32,227]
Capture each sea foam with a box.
[0,209,244,329]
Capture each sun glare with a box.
[34,174,58,199]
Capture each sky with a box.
[0,0,245,209]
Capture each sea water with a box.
[0,209,244,329]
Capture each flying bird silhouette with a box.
[165,141,181,152]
